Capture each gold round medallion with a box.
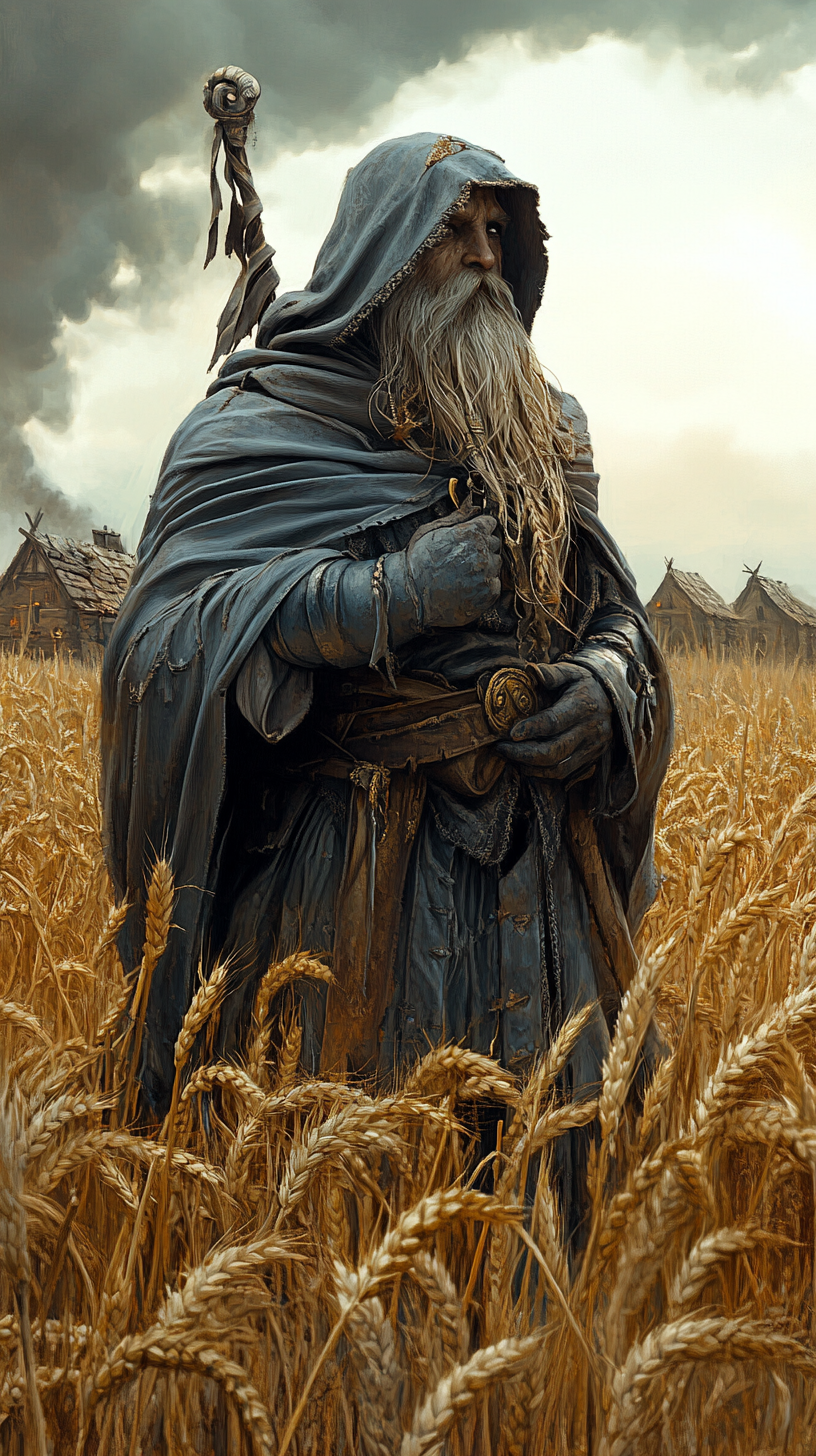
[483,668,538,735]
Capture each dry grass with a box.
[0,647,814,1454]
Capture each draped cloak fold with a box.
[101,132,673,1113]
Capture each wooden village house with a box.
[733,565,816,663]
[0,514,135,659]
[646,560,748,656]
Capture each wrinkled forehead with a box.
[454,185,510,221]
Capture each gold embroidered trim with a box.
[332,178,538,347]
[425,135,467,168]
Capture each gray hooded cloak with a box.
[101,132,672,1123]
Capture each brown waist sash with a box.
[327,683,496,769]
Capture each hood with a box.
[256,132,549,354]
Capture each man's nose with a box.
[462,224,495,271]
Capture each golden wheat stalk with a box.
[345,1292,403,1456]
[274,1102,404,1228]
[402,1044,518,1104]
[602,1315,816,1456]
[669,1224,772,1307]
[720,1099,816,1168]
[529,1095,599,1151]
[274,999,303,1089]
[0,1082,46,1455]
[90,900,129,971]
[692,978,816,1136]
[119,859,174,1120]
[146,958,230,1306]
[410,1251,465,1379]
[173,959,230,1074]
[604,1153,703,1358]
[247,952,332,1084]
[599,945,673,1147]
[0,1000,49,1045]
[400,1333,544,1456]
[637,1049,675,1144]
[83,1332,275,1455]
[500,1004,598,1192]
[159,1233,304,1331]
[224,1114,264,1203]
[180,1060,267,1112]
[276,1192,520,1456]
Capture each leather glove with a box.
[270,515,503,670]
[497,661,613,779]
[394,515,503,630]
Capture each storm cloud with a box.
[1,0,815,543]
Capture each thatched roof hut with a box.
[645,560,747,655]
[0,513,134,659]
[733,565,816,663]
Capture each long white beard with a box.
[375,265,573,616]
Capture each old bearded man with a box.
[101,134,672,1143]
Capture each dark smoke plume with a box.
[1,0,814,548]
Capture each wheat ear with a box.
[83,1335,274,1455]
[402,1044,517,1104]
[410,1251,464,1379]
[158,1233,303,1331]
[274,998,302,1088]
[603,1315,816,1456]
[274,1101,403,1228]
[276,1191,518,1456]
[599,946,672,1147]
[120,860,174,1120]
[341,1285,403,1456]
[147,958,229,1307]
[691,978,816,1136]
[0,1001,49,1045]
[400,1333,543,1456]
[247,952,332,1083]
[669,1223,772,1307]
[0,1084,46,1456]
[172,959,230,1074]
[91,899,129,973]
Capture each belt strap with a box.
[328,687,499,771]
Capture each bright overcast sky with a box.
[22,35,816,605]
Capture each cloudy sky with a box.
[3,4,815,605]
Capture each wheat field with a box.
[0,647,814,1455]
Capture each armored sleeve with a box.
[234,553,421,737]
[265,554,420,672]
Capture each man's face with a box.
[420,186,508,289]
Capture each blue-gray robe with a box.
[101,132,673,1120]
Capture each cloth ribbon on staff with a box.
[202,65,280,370]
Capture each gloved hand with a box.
[394,515,503,629]
[269,515,503,671]
[497,661,613,779]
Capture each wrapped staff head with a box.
[203,65,279,369]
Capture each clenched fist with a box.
[402,516,503,629]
